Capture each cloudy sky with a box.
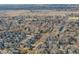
[0,0,78,4]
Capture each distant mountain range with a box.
[0,4,79,10]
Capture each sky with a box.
[0,0,78,4]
